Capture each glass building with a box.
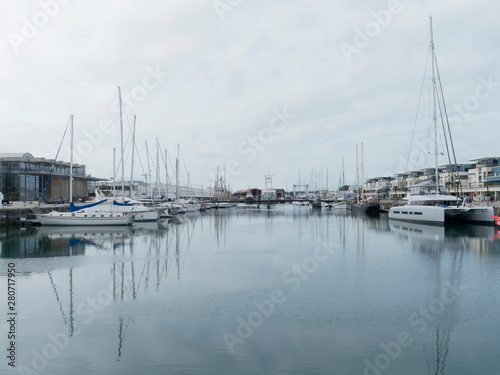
[0,153,103,202]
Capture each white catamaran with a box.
[389,18,493,225]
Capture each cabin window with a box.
[393,211,400,214]
[402,211,408,214]
[414,212,423,215]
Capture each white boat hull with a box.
[36,213,133,226]
[332,201,351,210]
[75,202,159,222]
[389,205,494,225]
[291,201,309,206]
[185,204,200,212]
[132,210,159,222]
[445,206,494,224]
[389,205,445,224]
[215,202,232,208]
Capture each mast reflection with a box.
[389,220,497,374]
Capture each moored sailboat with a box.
[389,17,493,225]
[351,143,379,215]
[37,210,133,226]
[36,115,133,226]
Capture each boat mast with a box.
[113,148,116,200]
[342,157,345,197]
[69,114,73,204]
[216,166,219,199]
[156,138,160,197]
[326,167,329,196]
[356,144,359,201]
[432,20,462,197]
[165,149,168,201]
[176,144,180,200]
[361,142,364,200]
[430,17,440,194]
[129,115,136,197]
[145,140,150,198]
[118,86,125,200]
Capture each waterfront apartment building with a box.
[363,157,500,201]
[0,153,102,202]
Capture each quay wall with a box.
[0,202,68,226]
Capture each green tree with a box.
[393,186,399,199]
[484,181,492,196]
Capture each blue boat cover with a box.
[113,200,134,207]
[70,238,99,247]
[70,199,108,212]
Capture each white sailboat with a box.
[164,144,190,214]
[332,158,351,210]
[37,210,133,226]
[389,18,493,225]
[37,115,133,226]
[82,90,159,222]
[331,199,350,210]
[82,189,160,222]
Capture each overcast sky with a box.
[1,0,499,191]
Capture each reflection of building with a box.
[0,153,102,201]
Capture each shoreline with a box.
[2,199,499,226]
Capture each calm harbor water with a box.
[1,205,500,375]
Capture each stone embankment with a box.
[0,202,69,226]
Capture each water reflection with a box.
[389,220,498,255]
[389,220,498,375]
[2,212,497,261]
[1,209,499,374]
